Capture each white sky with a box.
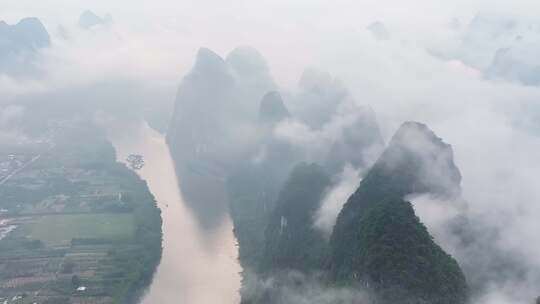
[2,0,540,87]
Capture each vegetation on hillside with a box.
[349,198,468,304]
[262,163,331,272]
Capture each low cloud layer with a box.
[242,269,371,304]
[2,1,540,303]
[314,164,361,238]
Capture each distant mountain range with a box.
[79,10,112,29]
[166,47,469,303]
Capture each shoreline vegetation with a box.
[0,120,162,304]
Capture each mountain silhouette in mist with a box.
[167,47,276,230]
[79,10,112,29]
[262,163,331,272]
[258,91,290,124]
[165,47,463,304]
[0,17,50,74]
[330,121,467,304]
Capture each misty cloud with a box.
[3,1,540,303]
[429,13,540,86]
[273,78,384,174]
[0,104,25,126]
[367,21,390,41]
[79,10,112,29]
[313,164,361,238]
[242,269,371,304]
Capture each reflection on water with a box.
[109,122,241,304]
[167,157,231,232]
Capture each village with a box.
[0,126,160,304]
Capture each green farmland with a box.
[15,213,136,246]
[0,122,162,304]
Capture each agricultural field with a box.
[13,214,136,246]
[0,122,162,304]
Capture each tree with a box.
[61,262,75,274]
[71,275,81,287]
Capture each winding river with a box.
[109,122,241,304]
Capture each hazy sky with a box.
[2,0,540,87]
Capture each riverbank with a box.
[109,122,242,304]
[0,121,162,304]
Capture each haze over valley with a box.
[2,1,540,304]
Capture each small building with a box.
[76,286,87,292]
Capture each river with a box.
[108,122,242,304]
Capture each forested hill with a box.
[329,121,468,304]
[165,47,468,304]
[261,163,331,273]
